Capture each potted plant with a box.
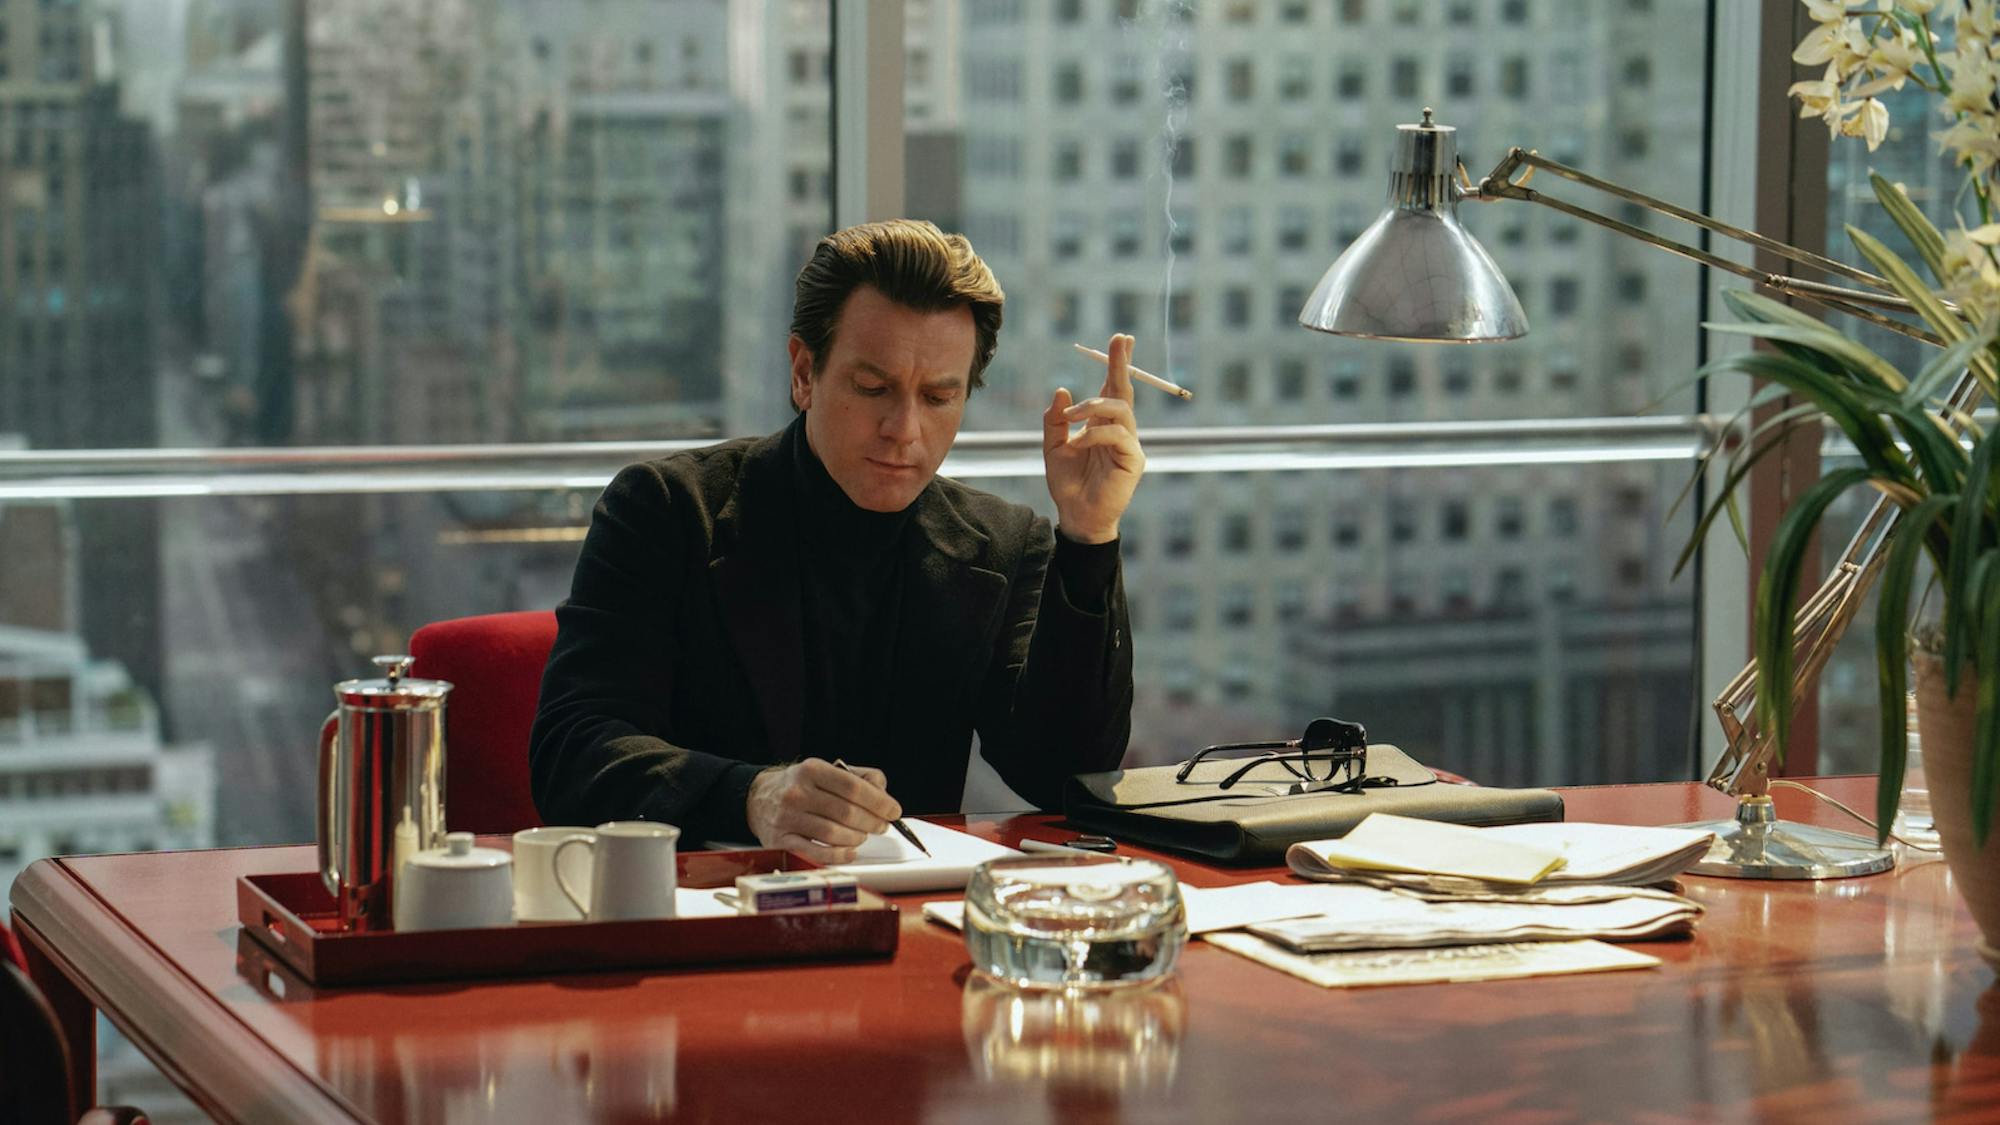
[1688,0,2000,960]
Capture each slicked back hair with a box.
[789,219,1005,397]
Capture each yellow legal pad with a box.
[1298,813,1567,885]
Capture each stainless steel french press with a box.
[317,655,451,932]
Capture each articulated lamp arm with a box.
[1298,109,1984,875]
[1457,146,1984,800]
[1466,147,1946,346]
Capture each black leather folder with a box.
[1062,744,1565,864]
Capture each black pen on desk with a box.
[1018,837,1118,855]
[831,758,930,857]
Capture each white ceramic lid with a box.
[407,831,511,870]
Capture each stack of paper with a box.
[1286,815,1715,894]
[1204,934,1663,989]
[924,880,1353,935]
[1240,883,1702,953]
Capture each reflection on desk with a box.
[960,974,1184,1091]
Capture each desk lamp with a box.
[1301,109,1983,880]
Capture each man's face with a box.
[789,285,974,513]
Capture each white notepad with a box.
[820,818,1024,893]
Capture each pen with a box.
[1073,342,1195,401]
[831,759,931,857]
[1018,837,1118,855]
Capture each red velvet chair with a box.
[1,918,149,1125]
[409,610,557,835]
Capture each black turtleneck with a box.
[787,416,1120,808]
[790,419,916,773]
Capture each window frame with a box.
[0,0,1817,778]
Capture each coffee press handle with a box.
[317,710,342,899]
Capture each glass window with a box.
[0,7,1723,1023]
[1279,57,1311,101]
[1337,60,1365,99]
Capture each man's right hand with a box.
[745,758,903,864]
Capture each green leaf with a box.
[1755,467,1876,755]
[1664,387,1795,526]
[1875,495,1957,841]
[1673,410,1816,577]
[1947,429,1999,689]
[1714,289,1914,391]
[1886,398,1971,500]
[1699,351,1911,482]
[1955,552,1997,696]
[1721,288,1838,333]
[1848,225,1965,345]
[1871,171,1948,283]
[1902,332,1989,409]
[1704,321,1910,394]
[1976,563,2000,846]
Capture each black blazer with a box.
[528,423,1134,843]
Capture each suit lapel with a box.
[894,485,1009,725]
[710,430,805,759]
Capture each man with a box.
[529,219,1143,862]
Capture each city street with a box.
[158,367,337,846]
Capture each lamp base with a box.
[1671,795,1895,879]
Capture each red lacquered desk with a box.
[10,780,2000,1124]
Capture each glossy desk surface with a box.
[11,779,2000,1124]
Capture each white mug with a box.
[557,820,680,922]
[512,826,596,921]
[395,832,514,932]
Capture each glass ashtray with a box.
[963,853,1186,989]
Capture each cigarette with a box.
[1073,343,1194,400]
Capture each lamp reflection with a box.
[960,973,1186,1093]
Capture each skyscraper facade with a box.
[908,0,1706,784]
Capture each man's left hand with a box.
[1044,333,1146,544]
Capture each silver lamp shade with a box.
[1298,112,1528,343]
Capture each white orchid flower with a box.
[1944,45,1999,117]
[1899,0,1937,14]
[1937,114,2000,177]
[1839,96,1892,149]
[1961,0,2000,41]
[1795,19,1872,69]
[1942,228,2000,319]
[1866,28,1923,83]
[1790,65,1845,116]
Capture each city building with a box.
[927,0,1704,780]
[0,0,168,708]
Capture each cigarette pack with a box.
[733,871,860,913]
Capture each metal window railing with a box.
[0,415,1719,500]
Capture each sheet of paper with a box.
[671,886,740,919]
[1473,822,1716,884]
[1244,884,1700,951]
[821,818,1022,893]
[922,880,1344,935]
[1204,933,1660,988]
[852,826,928,863]
[1301,814,1566,884]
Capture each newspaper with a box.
[1242,883,1701,953]
[1205,934,1662,988]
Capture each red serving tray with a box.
[236,848,900,986]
